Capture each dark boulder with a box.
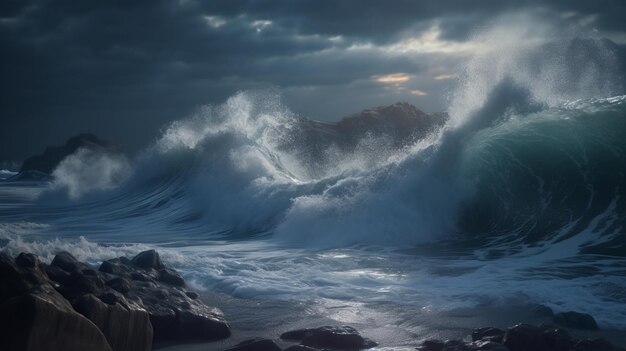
[130,249,163,270]
[553,311,599,330]
[472,327,505,343]
[158,267,185,287]
[51,251,91,272]
[224,338,282,351]
[503,324,548,351]
[280,326,377,350]
[99,257,133,276]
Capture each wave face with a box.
[18,32,623,249]
[2,20,626,329]
[459,96,626,253]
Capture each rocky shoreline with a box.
[1,250,624,351]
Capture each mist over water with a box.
[2,16,626,331]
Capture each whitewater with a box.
[1,18,626,345]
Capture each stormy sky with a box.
[2,0,626,163]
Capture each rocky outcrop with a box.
[1,249,231,351]
[0,253,112,351]
[280,326,377,350]
[20,133,120,174]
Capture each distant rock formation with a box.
[279,102,447,176]
[20,133,120,174]
[300,102,447,148]
[334,102,447,146]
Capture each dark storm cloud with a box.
[199,0,626,41]
[1,0,625,162]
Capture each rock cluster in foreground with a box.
[0,250,230,351]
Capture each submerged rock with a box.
[553,311,599,330]
[281,325,377,350]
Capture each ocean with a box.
[1,35,626,349]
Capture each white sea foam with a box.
[46,148,132,199]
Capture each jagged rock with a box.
[0,252,113,351]
[553,311,599,330]
[158,267,185,287]
[20,133,120,174]
[280,326,377,350]
[503,324,548,351]
[472,327,505,343]
[224,338,282,351]
[130,249,163,270]
[417,339,444,351]
[51,251,92,272]
[99,257,134,276]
